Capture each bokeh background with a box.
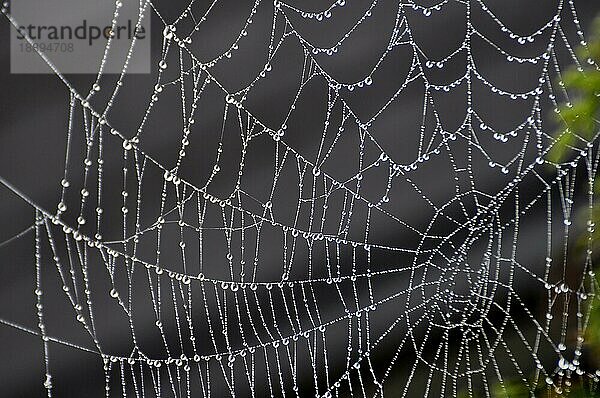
[1,0,600,396]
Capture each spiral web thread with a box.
[1,0,600,396]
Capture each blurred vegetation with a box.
[501,17,600,398]
[549,18,600,163]
[552,19,600,394]
[459,17,600,398]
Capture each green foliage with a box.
[553,17,600,364]
[549,17,600,163]
[587,287,600,358]
[548,15,600,398]
[458,17,600,398]
[490,380,531,397]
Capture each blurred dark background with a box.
[1,0,600,396]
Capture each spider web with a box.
[1,0,600,396]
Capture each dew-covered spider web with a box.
[1,0,600,396]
